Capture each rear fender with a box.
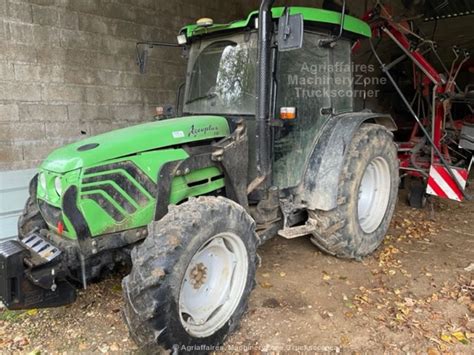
[296,112,396,211]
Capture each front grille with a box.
[80,160,155,222]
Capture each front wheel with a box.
[122,196,258,352]
[309,124,399,259]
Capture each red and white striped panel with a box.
[426,164,469,202]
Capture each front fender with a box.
[295,112,396,211]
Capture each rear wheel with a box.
[122,196,258,352]
[309,124,399,259]
[18,175,47,239]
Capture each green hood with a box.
[41,116,230,173]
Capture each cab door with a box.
[272,32,353,188]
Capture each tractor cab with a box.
[174,7,372,189]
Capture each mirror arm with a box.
[319,0,347,48]
[136,42,184,74]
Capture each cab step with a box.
[278,224,316,239]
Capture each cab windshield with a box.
[183,32,258,115]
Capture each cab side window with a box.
[273,32,353,188]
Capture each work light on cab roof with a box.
[196,17,214,27]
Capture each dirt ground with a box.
[1,185,473,354]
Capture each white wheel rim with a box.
[178,233,248,338]
[357,156,391,233]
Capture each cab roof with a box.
[180,7,371,40]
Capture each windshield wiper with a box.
[185,92,218,105]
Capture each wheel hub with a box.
[357,156,391,233]
[178,233,248,338]
[189,262,208,289]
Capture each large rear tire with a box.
[18,175,47,239]
[122,196,258,352]
[309,124,399,259]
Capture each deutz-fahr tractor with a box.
[0,1,399,351]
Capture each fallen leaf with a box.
[395,312,406,322]
[26,309,38,316]
[399,306,410,316]
[452,331,469,344]
[404,297,415,307]
[426,346,440,355]
[279,272,286,277]
[111,284,122,293]
[340,335,350,345]
[440,334,453,343]
[260,281,273,289]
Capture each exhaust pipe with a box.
[255,0,275,190]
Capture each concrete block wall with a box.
[0,0,257,171]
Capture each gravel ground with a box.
[0,186,473,354]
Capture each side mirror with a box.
[136,42,183,74]
[277,9,304,52]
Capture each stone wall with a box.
[0,0,259,170]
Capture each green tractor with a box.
[0,1,399,351]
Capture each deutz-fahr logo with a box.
[188,124,219,137]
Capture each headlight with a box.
[38,173,46,190]
[54,176,62,196]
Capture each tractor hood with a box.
[41,116,230,173]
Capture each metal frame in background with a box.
[363,5,472,201]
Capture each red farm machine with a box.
[362,3,473,208]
